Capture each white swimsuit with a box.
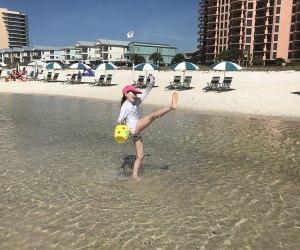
[117,77,155,135]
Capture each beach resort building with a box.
[73,40,131,66]
[0,46,64,65]
[127,42,177,65]
[94,39,130,65]
[198,0,300,64]
[0,8,29,49]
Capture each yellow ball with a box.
[114,125,130,143]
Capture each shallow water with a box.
[0,94,299,250]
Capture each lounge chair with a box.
[91,74,106,86]
[133,75,145,88]
[63,73,77,84]
[104,74,113,86]
[76,73,82,84]
[216,77,233,91]
[40,72,52,82]
[27,71,34,80]
[179,76,192,90]
[202,76,220,92]
[165,75,182,90]
[49,73,59,82]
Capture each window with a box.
[275,25,279,32]
[273,52,277,59]
[247,11,253,18]
[247,20,252,26]
[246,37,251,43]
[274,34,278,41]
[273,43,277,50]
[277,0,281,5]
[276,16,280,23]
[245,45,251,52]
[246,28,252,35]
[276,7,280,14]
[248,3,253,9]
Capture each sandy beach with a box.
[1,69,300,119]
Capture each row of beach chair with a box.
[165,75,193,91]
[89,74,113,86]
[202,76,233,92]
[132,75,233,92]
[36,72,113,86]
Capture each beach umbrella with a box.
[69,63,90,70]
[170,61,199,79]
[82,68,95,77]
[94,63,117,75]
[0,63,7,67]
[28,61,47,67]
[209,61,242,77]
[46,62,63,70]
[170,61,199,71]
[134,63,159,78]
[34,61,38,74]
[16,63,20,73]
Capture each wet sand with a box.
[0,94,299,249]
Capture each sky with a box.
[0,0,199,53]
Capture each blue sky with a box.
[0,0,199,53]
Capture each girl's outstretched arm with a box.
[138,76,155,102]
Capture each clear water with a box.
[0,94,299,250]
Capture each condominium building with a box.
[127,42,177,64]
[198,0,300,64]
[0,8,29,49]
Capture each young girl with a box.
[117,75,178,179]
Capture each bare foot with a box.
[132,175,142,181]
[171,91,178,110]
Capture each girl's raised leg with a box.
[135,91,178,135]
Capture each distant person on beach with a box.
[117,75,178,179]
[4,69,18,81]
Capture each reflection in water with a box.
[0,94,299,249]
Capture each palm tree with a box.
[149,52,163,65]
[131,54,145,65]
[171,53,185,64]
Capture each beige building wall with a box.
[276,1,293,60]
[0,8,9,48]
[198,0,297,64]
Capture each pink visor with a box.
[122,85,142,94]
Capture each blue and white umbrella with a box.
[94,63,117,75]
[170,61,199,71]
[94,63,117,70]
[0,63,7,67]
[134,63,159,71]
[170,61,199,79]
[69,63,90,70]
[46,62,63,70]
[134,63,159,78]
[210,61,242,77]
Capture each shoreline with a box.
[1,70,300,122]
[2,91,300,123]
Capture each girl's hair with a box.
[120,94,126,107]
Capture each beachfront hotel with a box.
[198,0,300,64]
[0,8,29,48]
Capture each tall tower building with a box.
[198,0,300,64]
[0,8,29,49]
